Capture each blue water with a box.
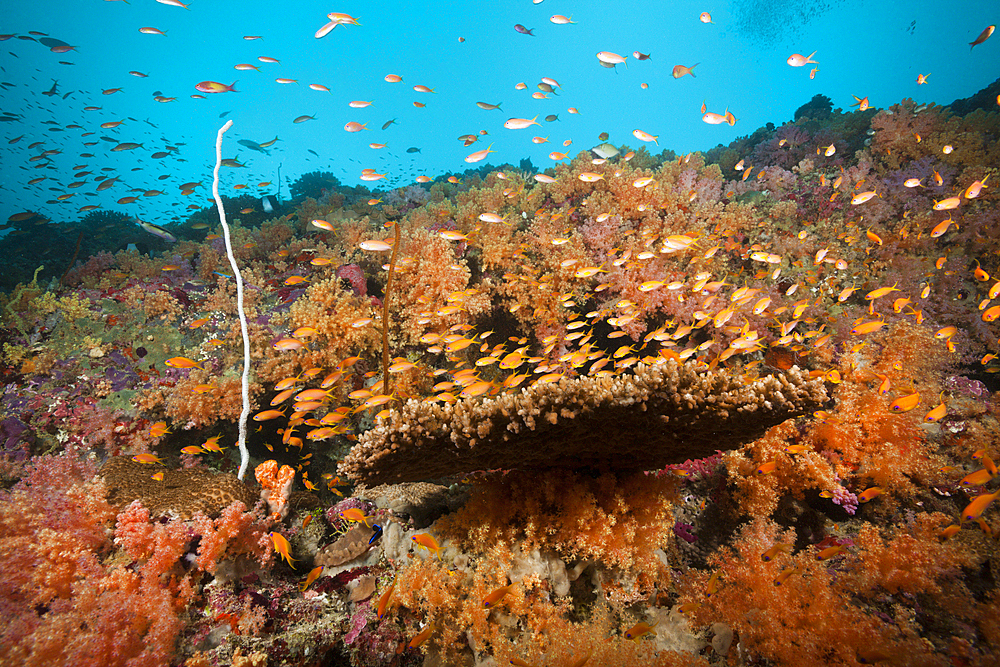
[0,0,995,228]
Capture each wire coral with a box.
[340,360,827,484]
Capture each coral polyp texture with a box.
[341,361,827,484]
[100,455,258,518]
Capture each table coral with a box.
[340,360,826,484]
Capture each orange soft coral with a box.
[440,471,677,578]
[684,518,924,666]
[254,459,295,519]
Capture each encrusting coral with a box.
[100,455,257,519]
[340,359,827,484]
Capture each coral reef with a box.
[2,81,1000,667]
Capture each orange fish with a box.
[933,197,961,211]
[377,580,396,619]
[201,435,227,453]
[774,566,800,585]
[964,176,989,199]
[483,583,514,608]
[253,408,287,421]
[671,63,698,78]
[970,25,995,50]
[787,51,818,67]
[858,487,882,503]
[624,618,659,640]
[299,565,323,591]
[503,116,539,130]
[931,218,959,237]
[889,392,920,413]
[706,570,722,596]
[408,622,434,648]
[150,421,171,438]
[195,81,237,93]
[816,545,844,560]
[132,453,164,464]
[339,508,372,527]
[465,143,496,163]
[960,468,993,487]
[762,543,793,561]
[755,461,777,475]
[865,282,900,300]
[924,397,947,422]
[165,356,203,369]
[962,489,1000,522]
[939,524,960,540]
[270,532,296,568]
[850,319,886,335]
[412,533,441,559]
[985,455,999,476]
[851,190,879,205]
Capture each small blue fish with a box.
[514,24,534,35]
[369,523,383,546]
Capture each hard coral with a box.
[315,523,376,568]
[100,456,258,519]
[340,360,827,485]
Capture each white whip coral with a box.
[212,120,252,481]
